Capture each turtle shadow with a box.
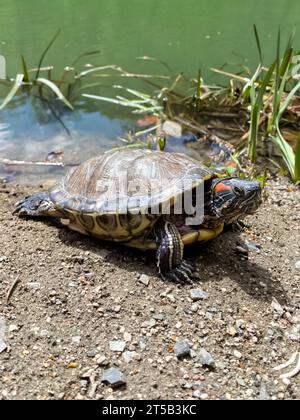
[56,223,288,305]
[187,229,288,305]
[57,224,156,276]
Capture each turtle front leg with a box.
[14,192,60,217]
[155,219,194,284]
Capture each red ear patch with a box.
[215,182,232,193]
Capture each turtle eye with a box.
[233,186,244,196]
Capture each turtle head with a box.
[211,177,262,223]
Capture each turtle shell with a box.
[50,149,216,241]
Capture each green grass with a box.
[0,30,101,111]
[244,27,300,182]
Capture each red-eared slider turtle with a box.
[14,149,262,283]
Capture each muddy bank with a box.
[0,178,300,400]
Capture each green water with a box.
[0,0,300,79]
[1,0,300,181]
[2,0,300,78]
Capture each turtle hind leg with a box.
[14,191,59,217]
[155,219,194,284]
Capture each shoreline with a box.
[0,178,300,400]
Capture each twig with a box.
[273,352,300,385]
[0,158,77,167]
[273,352,298,371]
[173,116,208,136]
[280,354,300,383]
[88,373,98,399]
[6,275,21,304]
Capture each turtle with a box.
[14,149,262,283]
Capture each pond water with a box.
[0,0,300,181]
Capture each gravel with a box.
[109,340,126,353]
[139,274,150,286]
[190,289,209,301]
[198,349,215,367]
[0,179,300,400]
[173,339,190,358]
[101,368,126,388]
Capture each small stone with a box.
[174,339,190,359]
[190,289,209,302]
[122,351,136,363]
[72,336,81,344]
[191,303,199,313]
[109,340,126,353]
[233,350,242,359]
[26,282,41,290]
[114,305,121,313]
[8,325,18,333]
[123,332,132,343]
[141,319,156,329]
[198,349,215,367]
[227,326,237,337]
[67,362,79,369]
[96,355,109,366]
[295,261,300,269]
[259,384,271,400]
[162,120,182,138]
[264,329,274,342]
[244,241,261,252]
[246,389,254,397]
[288,325,300,342]
[180,381,193,389]
[0,256,8,263]
[192,390,202,399]
[87,350,97,358]
[236,378,246,387]
[0,339,7,353]
[139,274,150,286]
[138,337,146,350]
[153,313,165,321]
[271,298,284,317]
[101,368,126,388]
[190,349,197,358]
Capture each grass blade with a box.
[253,24,263,62]
[248,61,276,162]
[271,134,295,179]
[82,93,145,108]
[0,74,24,110]
[21,55,30,83]
[70,50,101,67]
[35,29,61,80]
[36,77,74,110]
[242,64,262,101]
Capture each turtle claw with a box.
[163,260,195,285]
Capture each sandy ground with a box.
[0,178,300,400]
